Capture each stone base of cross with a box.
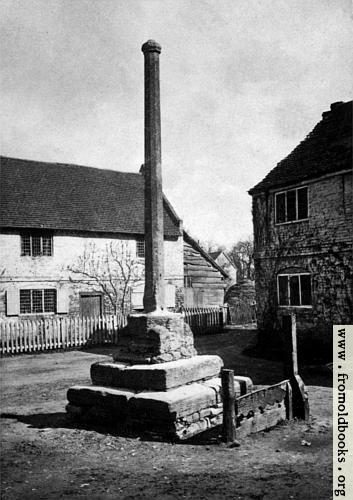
[66,311,252,440]
[112,312,197,364]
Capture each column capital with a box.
[142,39,161,54]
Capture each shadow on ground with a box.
[194,329,332,387]
[0,411,223,445]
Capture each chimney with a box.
[330,101,344,110]
[323,101,344,119]
[141,40,165,313]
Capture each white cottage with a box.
[0,157,184,317]
[0,157,227,318]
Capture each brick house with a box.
[0,157,225,317]
[249,101,352,349]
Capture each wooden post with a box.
[282,314,309,421]
[285,380,293,420]
[226,304,231,325]
[221,368,236,443]
[282,313,298,379]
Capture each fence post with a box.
[219,306,224,333]
[282,313,309,421]
[282,313,298,379]
[225,304,230,325]
[221,368,237,443]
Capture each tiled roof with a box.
[249,100,352,195]
[0,157,181,237]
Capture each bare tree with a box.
[229,237,254,281]
[66,241,144,314]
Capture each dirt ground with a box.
[0,329,332,499]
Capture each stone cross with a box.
[142,40,165,313]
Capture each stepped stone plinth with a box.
[66,354,253,440]
[66,311,253,440]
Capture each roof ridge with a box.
[0,155,141,177]
[0,156,181,236]
[249,100,352,195]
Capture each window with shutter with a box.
[6,289,20,316]
[19,289,57,314]
[20,290,31,313]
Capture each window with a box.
[21,233,53,256]
[277,274,312,307]
[20,289,57,314]
[275,187,308,224]
[136,240,145,258]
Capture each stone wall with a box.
[252,172,353,346]
[0,230,183,317]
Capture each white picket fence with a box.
[0,306,229,355]
[182,306,228,335]
[0,314,127,355]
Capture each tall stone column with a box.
[66,41,246,442]
[109,40,197,364]
[142,40,164,313]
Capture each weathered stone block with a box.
[67,385,134,416]
[128,382,218,421]
[179,411,200,424]
[176,418,208,440]
[209,407,223,417]
[66,403,84,418]
[66,369,255,440]
[113,312,197,364]
[90,362,127,387]
[209,413,223,427]
[91,355,223,391]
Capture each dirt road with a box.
[1,330,332,499]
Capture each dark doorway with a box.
[80,293,102,317]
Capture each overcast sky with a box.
[1,0,352,248]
